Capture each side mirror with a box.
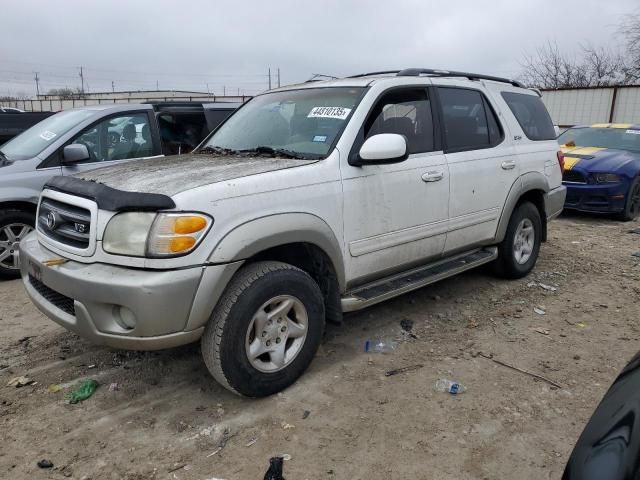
[356,134,408,165]
[62,144,90,164]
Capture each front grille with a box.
[38,198,91,249]
[563,170,587,183]
[28,274,75,316]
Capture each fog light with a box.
[115,306,137,330]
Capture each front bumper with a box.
[19,234,241,350]
[563,181,627,213]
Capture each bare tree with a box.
[520,41,630,88]
[46,87,84,99]
[620,12,640,83]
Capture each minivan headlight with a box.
[103,212,212,257]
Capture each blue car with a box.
[558,123,640,221]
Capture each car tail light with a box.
[556,150,565,172]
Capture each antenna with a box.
[79,66,84,94]
[34,72,40,96]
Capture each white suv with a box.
[19,68,566,397]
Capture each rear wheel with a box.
[619,177,640,221]
[201,261,325,397]
[0,209,35,280]
[493,201,542,279]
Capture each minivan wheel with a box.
[201,261,325,397]
[0,209,35,280]
[493,201,542,279]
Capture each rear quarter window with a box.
[501,92,556,141]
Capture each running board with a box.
[341,247,498,312]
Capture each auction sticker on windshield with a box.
[39,131,56,141]
[307,106,352,120]
[626,130,640,135]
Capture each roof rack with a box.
[347,68,523,87]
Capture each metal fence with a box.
[0,95,250,112]
[541,86,640,127]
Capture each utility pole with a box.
[277,68,281,88]
[268,68,272,90]
[206,83,210,95]
[34,72,40,97]
[111,81,115,93]
[156,80,159,90]
[79,66,85,95]
[237,87,240,96]
[223,85,226,96]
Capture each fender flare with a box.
[495,172,549,243]
[0,189,41,208]
[208,212,346,289]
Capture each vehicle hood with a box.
[561,145,640,174]
[0,156,37,172]
[76,154,318,196]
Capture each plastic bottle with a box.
[434,379,466,394]
[364,337,397,353]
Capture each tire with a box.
[201,261,325,397]
[619,177,640,222]
[0,209,35,280]
[493,201,542,279]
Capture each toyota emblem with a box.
[46,211,57,230]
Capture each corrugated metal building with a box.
[541,86,640,127]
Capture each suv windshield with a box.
[558,127,640,153]
[201,87,365,159]
[0,109,95,161]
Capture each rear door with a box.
[437,85,517,253]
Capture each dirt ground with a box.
[1,213,640,480]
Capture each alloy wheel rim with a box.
[0,223,32,271]
[513,218,534,265]
[245,295,308,373]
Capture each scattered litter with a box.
[364,337,397,353]
[47,384,62,393]
[571,241,580,244]
[632,252,640,258]
[206,448,222,457]
[263,456,285,480]
[280,454,292,461]
[168,464,187,473]
[245,438,258,447]
[87,364,96,369]
[598,303,608,308]
[66,379,98,404]
[538,283,557,292]
[7,376,35,388]
[302,410,311,420]
[478,352,562,389]
[385,364,424,377]
[108,382,119,392]
[576,322,587,328]
[204,477,226,480]
[534,327,550,336]
[281,422,295,430]
[400,318,414,332]
[434,379,466,394]
[206,428,236,457]
[467,319,479,329]
[534,307,546,315]
[37,459,53,469]
[628,228,640,235]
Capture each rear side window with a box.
[501,92,556,141]
[364,88,434,154]
[438,87,503,152]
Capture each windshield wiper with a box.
[238,146,310,160]
[197,145,242,155]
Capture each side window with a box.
[438,87,503,152]
[364,88,434,154]
[501,92,556,141]
[71,113,152,163]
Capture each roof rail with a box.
[396,68,523,87]
[347,70,401,78]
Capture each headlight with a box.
[593,173,621,184]
[103,212,212,257]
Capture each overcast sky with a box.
[0,0,636,97]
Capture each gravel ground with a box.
[1,213,639,480]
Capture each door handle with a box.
[501,160,516,170]
[421,171,444,182]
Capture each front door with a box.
[341,87,449,284]
[61,111,158,175]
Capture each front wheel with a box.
[619,177,640,222]
[201,261,325,397]
[0,209,35,280]
[493,201,542,279]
